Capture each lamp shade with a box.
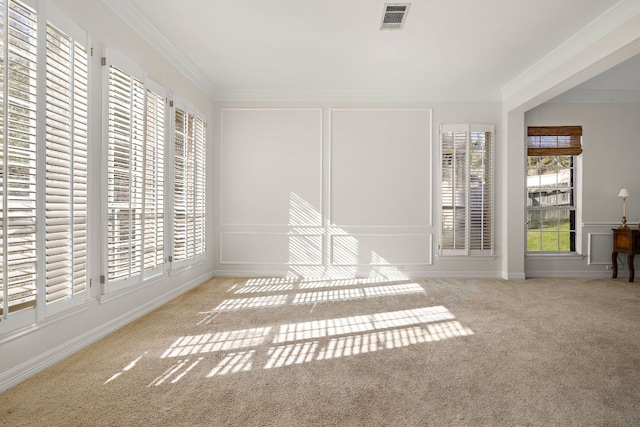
[618,188,630,198]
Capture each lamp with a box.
[618,188,630,228]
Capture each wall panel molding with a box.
[587,232,613,265]
[329,233,433,266]
[329,108,433,228]
[218,107,439,275]
[220,108,323,227]
[220,232,324,266]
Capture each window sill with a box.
[169,257,205,277]
[526,253,584,260]
[0,302,90,345]
[99,273,167,305]
[436,254,497,261]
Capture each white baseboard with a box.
[501,272,527,281]
[212,269,289,278]
[213,269,504,280]
[524,271,612,279]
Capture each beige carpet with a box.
[2,276,640,426]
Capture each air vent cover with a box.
[380,3,411,30]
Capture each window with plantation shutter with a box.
[1,0,38,316]
[173,108,186,262]
[143,88,165,273]
[440,124,494,255]
[107,65,145,283]
[106,54,167,287]
[173,107,206,264]
[194,115,206,258]
[44,23,88,306]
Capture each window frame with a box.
[41,18,90,317]
[0,0,39,322]
[526,126,583,255]
[102,49,169,294]
[0,0,91,329]
[0,1,209,334]
[142,80,168,280]
[439,124,495,257]
[169,101,206,271]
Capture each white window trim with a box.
[102,49,170,294]
[142,80,169,281]
[439,123,495,257]
[525,153,583,256]
[0,0,91,332]
[0,1,209,335]
[169,100,207,271]
[41,19,91,318]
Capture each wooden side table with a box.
[612,228,640,282]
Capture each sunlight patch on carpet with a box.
[150,305,474,381]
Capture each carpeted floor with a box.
[1,276,640,426]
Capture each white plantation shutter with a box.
[441,124,493,255]
[173,108,187,262]
[194,116,205,257]
[469,130,492,251]
[185,113,195,260]
[441,129,467,251]
[44,23,88,304]
[173,107,206,264]
[72,40,88,294]
[107,65,145,283]
[106,54,167,286]
[0,0,38,315]
[0,3,3,314]
[143,88,165,272]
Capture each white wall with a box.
[0,0,216,392]
[1,0,637,396]
[496,109,526,280]
[524,102,640,277]
[214,101,503,278]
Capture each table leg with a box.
[629,254,635,282]
[612,251,618,278]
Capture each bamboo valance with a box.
[527,126,582,156]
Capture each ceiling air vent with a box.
[380,3,411,30]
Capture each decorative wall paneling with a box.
[218,108,433,277]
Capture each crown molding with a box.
[212,88,502,103]
[548,89,640,104]
[101,0,217,98]
[501,0,640,103]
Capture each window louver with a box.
[173,107,206,263]
[194,116,206,258]
[107,65,145,282]
[441,124,493,255]
[1,0,38,315]
[469,131,492,251]
[143,89,165,272]
[106,58,167,286]
[44,23,88,304]
[441,130,467,251]
[173,109,186,262]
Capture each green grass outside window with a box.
[527,220,573,252]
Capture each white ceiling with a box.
[110,0,636,102]
[550,53,640,103]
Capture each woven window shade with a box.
[527,126,582,156]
